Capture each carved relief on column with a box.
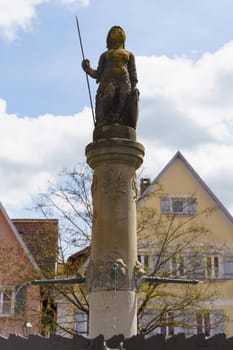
[86,256,147,291]
[86,254,128,291]
[131,174,138,200]
[102,168,127,198]
[134,260,146,288]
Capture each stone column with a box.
[86,135,144,339]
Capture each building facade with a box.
[137,151,233,337]
[0,204,58,337]
[56,151,233,338]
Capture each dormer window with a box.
[160,196,196,215]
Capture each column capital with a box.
[86,138,145,170]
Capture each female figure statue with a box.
[82,26,139,129]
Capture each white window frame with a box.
[73,311,88,336]
[160,195,196,215]
[160,312,175,337]
[154,250,225,280]
[170,255,186,277]
[196,311,211,337]
[205,255,223,279]
[223,254,233,278]
[0,287,15,317]
[138,254,149,269]
[183,309,224,336]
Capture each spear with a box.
[75,16,96,126]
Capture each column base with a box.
[88,290,137,339]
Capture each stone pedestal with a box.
[89,291,137,338]
[86,136,144,338]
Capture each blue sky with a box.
[0,0,233,217]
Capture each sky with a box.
[0,0,233,218]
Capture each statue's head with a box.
[106,26,126,49]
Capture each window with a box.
[214,257,220,277]
[206,256,212,277]
[160,312,174,337]
[183,309,224,337]
[138,255,149,269]
[171,256,185,277]
[0,288,14,316]
[172,199,184,213]
[74,311,88,335]
[187,254,223,280]
[160,196,196,215]
[223,254,233,278]
[196,311,210,337]
[205,255,220,278]
[188,253,205,279]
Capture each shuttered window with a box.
[223,254,233,278]
[74,311,88,335]
[187,253,205,279]
[160,196,196,215]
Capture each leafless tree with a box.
[34,165,222,336]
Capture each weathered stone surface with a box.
[89,290,137,339]
[93,124,136,141]
[86,137,144,338]
[86,138,144,292]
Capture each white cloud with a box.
[137,41,233,147]
[1,40,233,217]
[0,98,92,212]
[136,42,233,215]
[0,0,88,40]
[0,0,43,40]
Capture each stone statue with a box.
[82,26,139,129]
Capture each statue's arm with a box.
[82,59,98,79]
[128,53,138,91]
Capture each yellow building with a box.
[57,151,233,337]
[137,151,233,337]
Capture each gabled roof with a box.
[68,246,90,264]
[0,202,43,277]
[139,151,233,225]
[13,219,58,276]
